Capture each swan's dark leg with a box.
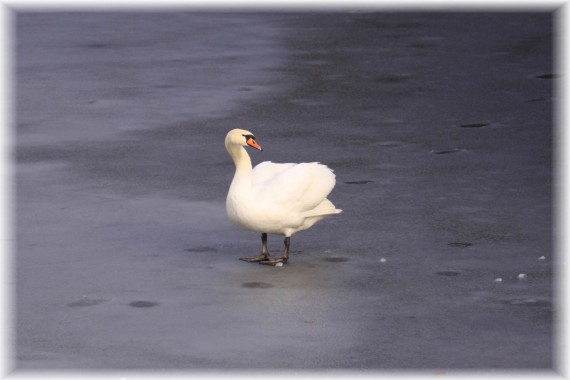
[262,233,269,256]
[260,237,290,266]
[283,237,290,263]
[239,233,271,263]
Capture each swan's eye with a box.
[242,134,255,142]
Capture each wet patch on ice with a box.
[67,296,111,307]
[129,300,159,308]
[525,97,549,103]
[185,246,218,252]
[430,148,463,155]
[534,73,557,79]
[458,121,504,129]
[448,242,473,248]
[459,123,488,128]
[345,180,373,185]
[323,257,349,263]
[242,282,274,289]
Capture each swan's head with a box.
[225,129,263,151]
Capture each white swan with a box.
[225,129,342,265]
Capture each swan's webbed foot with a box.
[240,235,291,266]
[239,254,270,263]
[260,257,288,266]
[240,233,271,264]
[259,237,291,266]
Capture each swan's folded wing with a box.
[253,162,336,212]
[252,161,297,185]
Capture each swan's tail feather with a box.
[303,198,341,218]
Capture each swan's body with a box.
[225,129,341,265]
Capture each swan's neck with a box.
[227,144,253,186]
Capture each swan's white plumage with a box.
[251,161,297,185]
[225,129,341,238]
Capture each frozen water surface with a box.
[14,11,554,371]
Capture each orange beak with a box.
[246,137,263,151]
